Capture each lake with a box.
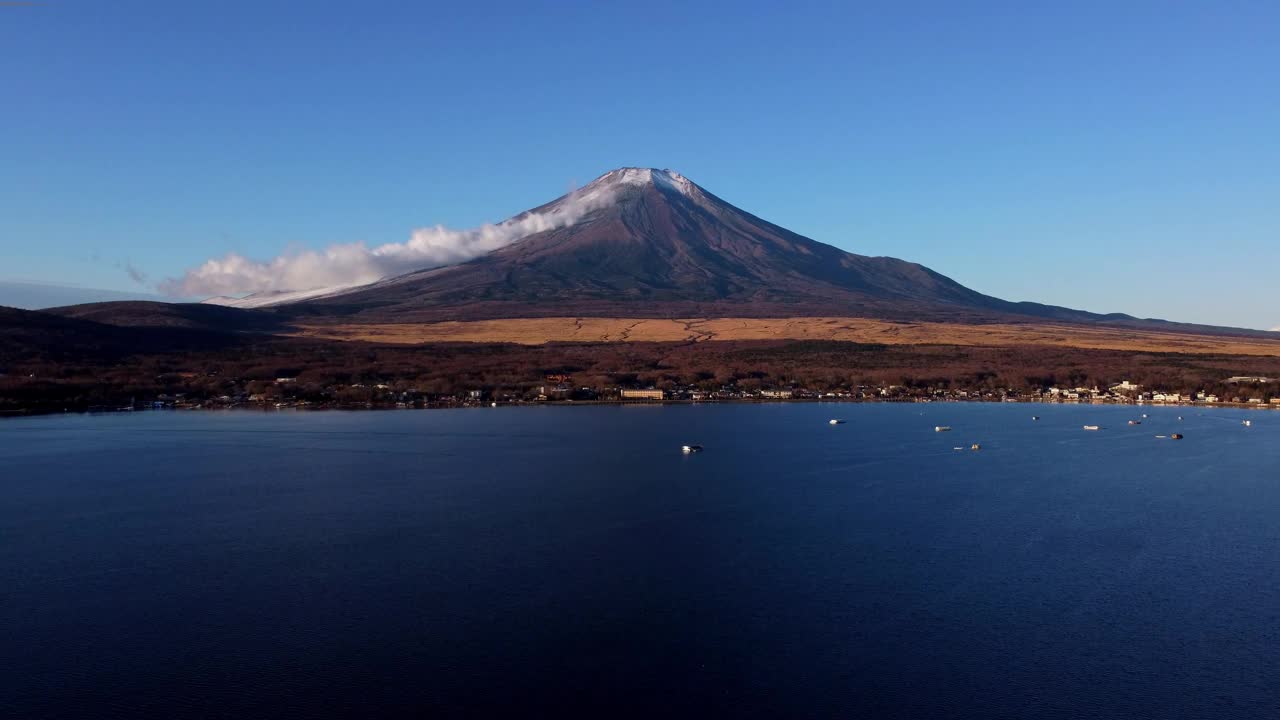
[2,403,1279,718]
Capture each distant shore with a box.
[4,396,1277,420]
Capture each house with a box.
[1110,380,1140,393]
[620,389,664,401]
[760,389,793,399]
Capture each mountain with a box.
[282,168,1119,324]
[37,168,1265,337]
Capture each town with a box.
[6,333,1280,417]
[8,373,1276,416]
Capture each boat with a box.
[970,443,981,451]
[1031,416,1040,421]
[1083,425,1101,431]
[1171,433,1184,440]
[1243,420,1252,427]
[682,444,704,454]
[1128,420,1141,425]
[829,419,846,425]
[935,426,952,432]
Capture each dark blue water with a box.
[2,403,1279,718]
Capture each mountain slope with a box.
[290,168,1064,323]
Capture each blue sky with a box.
[2,1,1277,328]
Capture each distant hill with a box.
[0,305,253,367]
[45,301,285,332]
[0,281,163,310]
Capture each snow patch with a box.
[201,285,365,308]
[589,168,697,198]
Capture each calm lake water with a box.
[2,403,1279,718]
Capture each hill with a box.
[0,305,252,367]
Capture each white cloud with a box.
[159,185,613,298]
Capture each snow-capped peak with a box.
[588,167,698,197]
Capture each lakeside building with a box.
[620,389,665,401]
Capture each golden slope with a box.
[292,317,1280,356]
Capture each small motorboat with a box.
[1171,433,1184,440]
[1243,420,1253,427]
[682,444,704,454]
[970,443,982,451]
[1083,425,1101,431]
[1031,416,1040,421]
[1128,420,1141,426]
[829,419,846,425]
[935,426,952,432]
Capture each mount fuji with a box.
[269,168,1116,325]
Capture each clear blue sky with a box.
[3,0,1278,328]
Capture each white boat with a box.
[682,444,704,453]
[829,419,846,425]
[1243,420,1253,427]
[1031,416,1040,421]
[1083,425,1101,431]
[935,426,952,432]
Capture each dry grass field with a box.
[293,317,1280,356]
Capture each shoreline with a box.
[4,396,1277,420]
